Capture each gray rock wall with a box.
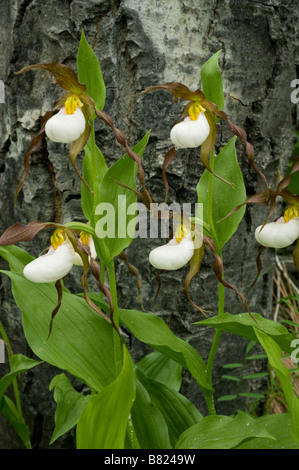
[0,0,298,448]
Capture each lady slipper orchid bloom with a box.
[149,225,194,270]
[170,103,210,148]
[23,230,75,283]
[255,206,299,249]
[45,95,86,144]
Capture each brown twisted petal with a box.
[15,63,86,95]
[203,235,257,324]
[0,221,63,246]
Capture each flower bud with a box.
[45,107,86,144]
[170,112,210,148]
[23,240,75,283]
[149,235,194,270]
[255,217,299,249]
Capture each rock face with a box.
[0,0,298,448]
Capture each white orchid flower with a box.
[149,226,195,270]
[23,230,75,283]
[255,207,299,249]
[45,95,86,144]
[73,232,97,266]
[170,104,210,148]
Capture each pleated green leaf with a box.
[76,346,135,449]
[254,328,299,443]
[77,29,106,112]
[49,373,91,445]
[196,137,246,250]
[201,49,224,112]
[130,377,171,449]
[196,312,297,355]
[176,411,275,449]
[0,246,116,392]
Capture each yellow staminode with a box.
[50,229,66,250]
[65,95,83,115]
[175,225,191,244]
[79,231,91,246]
[284,205,299,223]
[188,102,206,121]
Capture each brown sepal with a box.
[203,235,257,324]
[250,244,267,290]
[162,145,176,203]
[0,221,62,246]
[138,82,205,103]
[184,243,208,317]
[16,63,86,95]
[118,251,144,309]
[47,279,63,340]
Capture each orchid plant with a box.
[0,31,299,450]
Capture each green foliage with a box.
[77,29,106,112]
[0,247,116,392]
[95,131,150,263]
[196,137,246,249]
[76,347,135,449]
[200,49,224,112]
[175,411,275,449]
[1,36,298,450]
[49,374,91,445]
[196,312,298,355]
[217,340,268,408]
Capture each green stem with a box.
[89,121,98,221]
[203,151,227,415]
[107,260,122,376]
[207,150,219,247]
[0,321,32,449]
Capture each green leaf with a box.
[95,131,150,263]
[136,369,202,449]
[241,372,268,380]
[196,137,246,249]
[0,354,42,399]
[222,363,243,369]
[0,395,31,448]
[235,413,299,449]
[118,308,212,392]
[77,29,106,112]
[81,135,108,222]
[196,312,297,355]
[136,350,182,392]
[0,246,116,392]
[130,377,171,449]
[49,373,91,445]
[83,293,212,392]
[222,375,240,382]
[175,411,275,449]
[217,395,237,402]
[76,346,135,449]
[201,49,224,111]
[254,328,299,442]
[246,354,268,360]
[0,245,33,273]
[238,392,265,399]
